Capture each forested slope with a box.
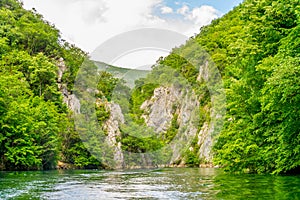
[151,0,300,174]
[0,0,299,174]
[0,0,102,170]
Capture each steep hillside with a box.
[131,0,300,174]
[0,0,102,170]
[1,0,299,174]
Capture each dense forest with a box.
[0,0,102,170]
[0,0,299,174]
[207,0,299,174]
[126,0,300,174]
[154,0,300,174]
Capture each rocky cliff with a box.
[57,58,126,169]
[57,57,217,168]
[57,58,81,114]
[103,103,125,169]
[140,85,214,166]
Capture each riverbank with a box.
[55,160,219,171]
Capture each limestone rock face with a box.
[55,57,217,168]
[56,58,81,114]
[57,57,66,83]
[140,85,214,164]
[64,93,81,114]
[141,87,181,133]
[56,58,126,168]
[197,122,213,162]
[197,61,209,82]
[103,103,125,169]
[57,82,81,114]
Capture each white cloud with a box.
[160,6,173,14]
[176,4,220,36]
[177,5,189,15]
[186,5,219,26]
[22,0,221,68]
[22,0,163,52]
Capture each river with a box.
[0,168,299,199]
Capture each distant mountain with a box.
[93,61,150,88]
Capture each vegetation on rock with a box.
[0,0,299,174]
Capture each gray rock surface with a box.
[56,57,216,168]
[103,103,125,169]
[140,85,214,164]
[141,87,181,132]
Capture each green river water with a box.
[0,168,299,199]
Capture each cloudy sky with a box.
[22,0,243,68]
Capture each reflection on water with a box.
[0,168,299,199]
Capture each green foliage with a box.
[0,78,62,170]
[96,71,119,101]
[209,0,300,174]
[120,121,163,153]
[59,115,102,169]
[130,80,158,124]
[163,114,179,144]
[95,102,110,125]
[184,150,200,167]
[127,0,300,174]
[1,0,299,174]
[0,0,101,170]
[61,43,87,91]
[183,137,201,167]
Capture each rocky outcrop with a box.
[103,103,125,169]
[55,57,217,169]
[197,122,213,162]
[140,85,214,165]
[57,58,81,114]
[56,58,124,168]
[141,87,181,132]
[64,93,81,114]
[57,57,66,83]
[57,161,75,170]
[60,82,80,114]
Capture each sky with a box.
[22,0,243,69]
